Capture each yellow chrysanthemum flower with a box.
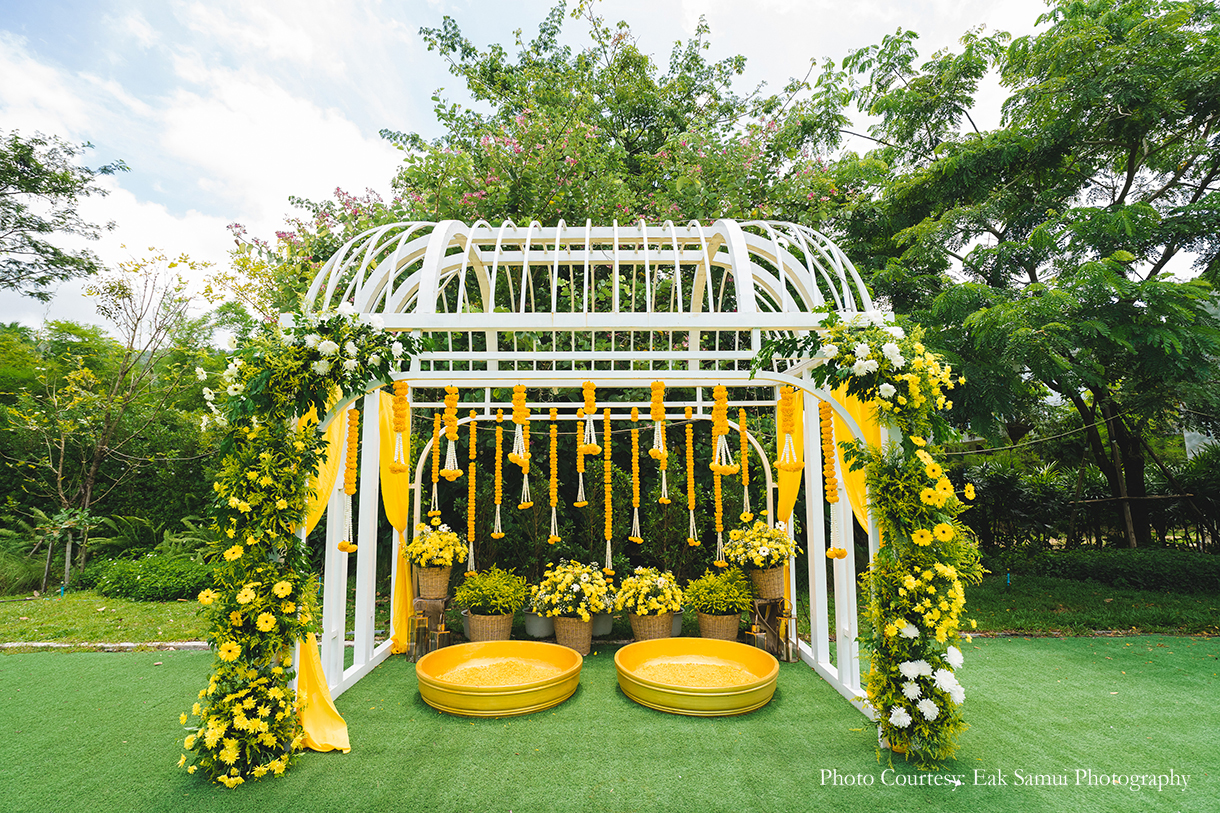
[919,488,939,506]
[912,529,933,546]
[198,588,218,606]
[256,613,276,632]
[223,545,244,561]
[235,586,256,605]
[218,641,241,662]
[275,498,289,510]
[925,462,943,480]
[933,523,955,542]
[229,611,243,627]
[964,483,976,500]
[272,580,292,598]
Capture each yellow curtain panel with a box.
[378,390,415,655]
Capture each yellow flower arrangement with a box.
[628,407,643,543]
[722,520,801,571]
[198,589,218,606]
[531,559,611,621]
[271,581,292,598]
[389,379,410,474]
[685,406,699,547]
[614,566,683,616]
[402,522,468,568]
[467,410,477,545]
[492,409,506,539]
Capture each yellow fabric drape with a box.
[830,383,882,532]
[296,402,349,753]
[297,632,351,753]
[775,395,804,525]
[378,390,415,655]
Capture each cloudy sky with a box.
[1,0,1049,329]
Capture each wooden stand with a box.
[749,598,797,662]
[409,597,452,661]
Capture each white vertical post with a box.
[351,392,381,674]
[803,389,830,670]
[834,492,861,692]
[321,482,347,687]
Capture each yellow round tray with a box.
[614,638,779,716]
[415,641,583,717]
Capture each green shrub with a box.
[452,565,529,615]
[1020,548,1220,594]
[684,567,755,615]
[94,554,216,601]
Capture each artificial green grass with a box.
[1,636,1215,812]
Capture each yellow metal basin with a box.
[415,641,583,717]
[615,638,779,716]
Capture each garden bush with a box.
[1017,548,1220,594]
[94,554,216,601]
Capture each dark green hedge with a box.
[1017,548,1220,594]
[93,555,216,601]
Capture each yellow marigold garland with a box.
[649,381,670,504]
[580,382,601,455]
[574,408,588,507]
[685,406,699,548]
[428,413,442,525]
[603,407,613,574]
[738,408,753,522]
[338,408,359,553]
[548,407,560,544]
[629,407,643,543]
[491,409,505,539]
[776,386,802,472]
[389,380,410,474]
[819,400,843,562]
[439,386,462,481]
[509,385,532,508]
[466,410,477,569]
[709,385,739,476]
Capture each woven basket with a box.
[629,611,674,641]
[553,616,592,655]
[750,566,785,600]
[417,565,452,599]
[468,612,513,642]
[697,612,740,641]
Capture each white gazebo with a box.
[304,218,885,713]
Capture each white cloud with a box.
[0,33,95,137]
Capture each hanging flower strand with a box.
[629,407,643,543]
[580,382,601,455]
[777,386,802,473]
[820,400,847,560]
[508,385,532,509]
[739,408,753,523]
[574,408,588,507]
[685,406,699,548]
[389,380,410,474]
[429,412,442,526]
[649,381,670,504]
[602,407,613,575]
[439,386,463,481]
[492,409,505,539]
[467,410,477,570]
[709,385,739,476]
[337,408,359,553]
[548,407,561,544]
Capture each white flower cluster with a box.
[889,649,967,728]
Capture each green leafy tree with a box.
[0,130,127,300]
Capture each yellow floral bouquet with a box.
[531,559,611,621]
[402,522,468,567]
[723,520,800,571]
[614,566,683,616]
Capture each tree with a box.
[826,0,1220,546]
[0,130,127,301]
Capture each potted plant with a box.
[402,522,467,598]
[453,565,529,641]
[684,567,754,640]
[722,520,800,599]
[531,559,611,654]
[615,566,683,641]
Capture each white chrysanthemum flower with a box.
[344,341,358,356]
[391,341,404,357]
[226,383,243,397]
[898,661,921,680]
[879,383,897,398]
[202,387,214,402]
[901,622,919,639]
[312,360,332,375]
[343,358,359,372]
[917,698,939,720]
[821,343,839,358]
[902,681,921,700]
[317,340,339,357]
[853,342,872,360]
[912,659,933,677]
[888,706,912,728]
[337,302,356,316]
[949,684,965,705]
[934,668,959,693]
[363,313,385,330]
[368,354,381,367]
[946,646,964,669]
[885,325,906,339]
[867,310,888,326]
[304,334,320,348]
[852,359,879,376]
[195,366,207,381]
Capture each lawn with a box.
[0,635,1215,813]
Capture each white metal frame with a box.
[303,220,882,712]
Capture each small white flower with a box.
[852,359,878,376]
[312,360,332,375]
[226,335,237,350]
[902,681,921,700]
[343,358,359,372]
[202,387,215,402]
[195,366,207,381]
[878,383,897,399]
[821,343,839,359]
[368,354,381,367]
[200,415,209,431]
[337,302,356,316]
[917,698,939,720]
[363,313,385,330]
[317,340,340,357]
[344,341,358,356]
[214,415,228,429]
[948,684,965,705]
[888,706,912,728]
[898,661,921,680]
[758,546,770,557]
[901,622,919,639]
[945,646,964,669]
[226,383,243,397]
[304,334,320,349]
[391,341,404,357]
[934,668,959,694]
[885,325,906,339]
[853,342,872,360]
[882,341,901,357]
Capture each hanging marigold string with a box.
[777,386,802,472]
[580,382,601,455]
[739,407,753,523]
[574,408,588,507]
[467,410,477,570]
[548,407,561,544]
[509,385,532,509]
[428,412,442,526]
[649,381,670,504]
[685,406,699,548]
[709,385,739,476]
[492,409,505,539]
[338,408,359,553]
[629,407,643,543]
[389,380,410,474]
[602,406,613,575]
[440,386,463,481]
[820,399,841,557]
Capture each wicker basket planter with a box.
[553,616,593,655]
[467,612,514,642]
[417,565,452,599]
[628,612,674,641]
[697,612,740,641]
[750,567,784,600]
